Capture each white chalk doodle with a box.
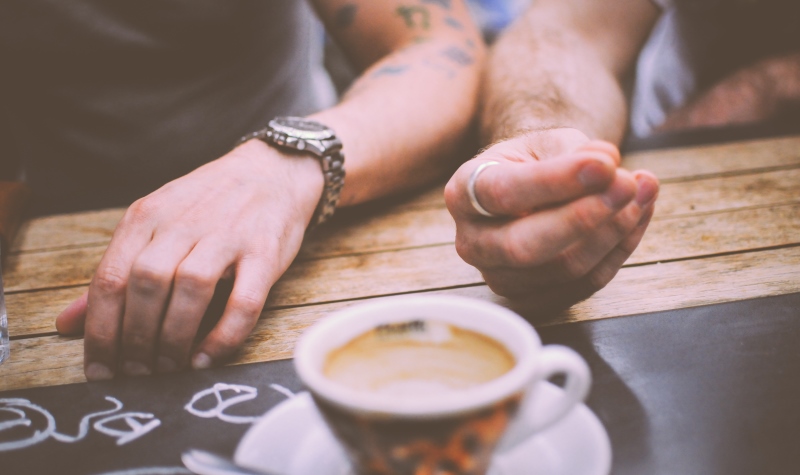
[184,383,260,424]
[0,396,161,451]
[51,396,123,443]
[93,468,191,475]
[269,383,296,399]
[94,412,162,446]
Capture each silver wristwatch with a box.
[238,117,345,228]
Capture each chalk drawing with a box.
[94,412,162,446]
[0,396,161,451]
[93,468,192,475]
[184,383,260,424]
[269,383,296,399]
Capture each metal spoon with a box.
[182,449,280,475]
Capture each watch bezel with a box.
[268,117,335,141]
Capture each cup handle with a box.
[495,344,592,453]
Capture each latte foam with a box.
[323,320,515,397]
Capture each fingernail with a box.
[578,160,613,189]
[122,360,152,377]
[192,352,212,370]
[85,362,114,381]
[156,356,177,373]
[635,175,658,207]
[601,180,634,210]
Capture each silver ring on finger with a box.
[467,161,501,218]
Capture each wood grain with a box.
[623,136,800,182]
[9,136,799,256]
[6,197,800,338]
[3,246,798,391]
[6,199,799,296]
[654,168,800,218]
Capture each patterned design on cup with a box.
[313,393,522,475]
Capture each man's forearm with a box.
[481,0,659,145]
[312,38,484,206]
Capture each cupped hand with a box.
[444,128,659,307]
[56,140,324,380]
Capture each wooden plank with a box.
[5,199,800,336]
[4,246,799,392]
[655,168,800,218]
[299,207,454,259]
[11,208,124,253]
[6,286,85,337]
[6,245,481,337]
[8,185,448,255]
[623,136,800,182]
[632,203,800,264]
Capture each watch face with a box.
[269,117,335,140]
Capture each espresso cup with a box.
[294,295,591,475]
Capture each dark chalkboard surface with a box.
[2,293,799,475]
[0,358,302,475]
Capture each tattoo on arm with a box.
[441,45,474,66]
[421,0,452,9]
[372,64,411,78]
[397,5,431,29]
[444,16,464,30]
[335,4,358,29]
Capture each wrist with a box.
[232,139,325,226]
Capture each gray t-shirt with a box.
[0,0,335,215]
[631,0,800,137]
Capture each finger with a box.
[55,291,88,335]
[155,239,236,373]
[535,170,659,283]
[447,151,617,219]
[457,169,637,269]
[119,234,194,376]
[84,211,153,381]
[481,201,643,294]
[191,255,273,369]
[582,203,656,293]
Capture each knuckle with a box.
[443,177,460,212]
[175,265,217,295]
[130,261,173,292]
[503,233,537,266]
[229,290,265,318]
[92,266,129,294]
[454,236,478,264]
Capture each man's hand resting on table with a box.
[56,139,323,379]
[444,128,659,307]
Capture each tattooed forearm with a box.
[335,3,358,29]
[372,64,411,78]
[397,6,431,29]
[441,45,474,66]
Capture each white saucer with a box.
[234,382,611,475]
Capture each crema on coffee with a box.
[323,320,515,396]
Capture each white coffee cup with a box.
[295,295,591,475]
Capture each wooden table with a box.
[1,132,799,473]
